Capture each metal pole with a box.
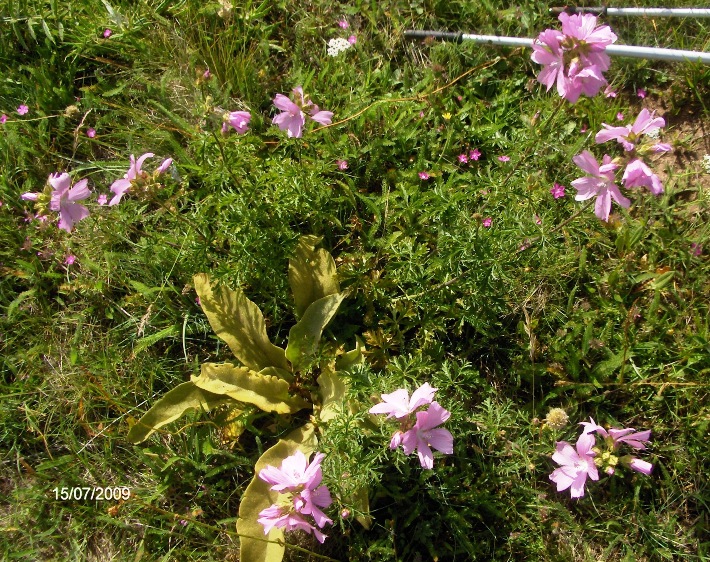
[403,30,710,64]
[550,7,710,18]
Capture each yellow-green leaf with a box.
[194,274,288,372]
[127,382,231,444]
[285,293,345,372]
[351,486,373,530]
[288,235,340,318]
[335,337,366,371]
[317,367,348,423]
[237,424,318,562]
[192,363,309,414]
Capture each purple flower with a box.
[604,85,617,98]
[0,114,7,124]
[348,35,357,45]
[550,182,566,199]
[580,418,652,450]
[259,450,326,492]
[626,456,653,475]
[401,401,454,469]
[257,506,328,544]
[418,171,430,180]
[48,173,92,232]
[482,217,492,228]
[103,28,112,38]
[97,193,108,206]
[17,105,29,115]
[336,159,348,170]
[109,153,172,206]
[616,112,624,121]
[622,158,663,195]
[571,150,630,222]
[549,433,599,498]
[595,108,666,152]
[369,383,437,420]
[469,148,481,161]
[64,254,76,265]
[86,127,96,138]
[272,87,333,138]
[224,110,251,134]
[637,88,647,99]
[338,18,349,29]
[498,155,510,162]
[458,153,469,164]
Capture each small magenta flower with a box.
[482,217,492,228]
[86,127,96,138]
[498,155,510,162]
[571,150,630,222]
[616,112,624,121]
[17,105,29,115]
[338,18,349,29]
[272,87,333,138]
[336,159,348,170]
[0,114,7,124]
[348,35,357,45]
[637,88,647,99]
[458,153,469,164]
[97,193,108,206]
[418,171,430,180]
[690,243,702,256]
[401,401,454,469]
[64,254,76,265]
[103,28,112,38]
[549,432,599,498]
[369,383,437,420]
[223,110,251,134]
[469,148,481,161]
[550,182,566,199]
[604,85,617,98]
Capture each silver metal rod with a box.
[550,7,710,18]
[403,30,710,64]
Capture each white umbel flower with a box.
[327,37,352,56]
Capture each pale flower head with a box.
[400,401,454,469]
[549,432,599,498]
[272,87,332,138]
[622,158,663,195]
[369,382,437,420]
[47,172,91,232]
[571,150,630,221]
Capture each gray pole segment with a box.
[550,7,710,18]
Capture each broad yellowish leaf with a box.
[335,337,366,371]
[317,367,348,423]
[288,235,340,318]
[285,293,346,372]
[237,424,318,562]
[194,274,288,372]
[127,382,231,443]
[258,366,295,383]
[351,486,373,530]
[192,363,309,414]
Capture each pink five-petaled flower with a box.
[103,28,112,38]
[336,159,348,170]
[637,88,647,99]
[580,417,652,450]
[498,155,510,162]
[549,432,599,498]
[418,171,430,180]
[348,35,357,45]
[64,254,76,265]
[571,150,630,222]
[550,182,566,199]
[109,153,172,206]
[17,105,29,115]
[482,217,492,228]
[223,110,251,134]
[338,18,349,29]
[622,158,663,195]
[272,87,333,138]
[469,148,481,161]
[595,108,666,152]
[401,401,454,469]
[369,382,437,420]
[42,173,91,232]
[257,451,333,543]
[1,114,7,124]
[458,153,469,164]
[86,127,96,138]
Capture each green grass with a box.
[1,0,709,560]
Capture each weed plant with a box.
[1,0,708,560]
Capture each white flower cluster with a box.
[703,154,710,174]
[327,37,352,57]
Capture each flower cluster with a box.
[572,109,671,221]
[327,37,352,56]
[550,418,653,498]
[369,383,453,469]
[272,87,333,138]
[531,13,617,103]
[257,451,333,543]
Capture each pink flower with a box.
[604,85,617,98]
[616,112,624,121]
[348,35,357,45]
[549,433,599,498]
[622,158,663,195]
[458,153,469,164]
[338,18,349,29]
[17,105,29,115]
[0,114,7,124]
[498,155,510,162]
[595,108,666,151]
[369,383,437,420]
[272,87,332,138]
[482,217,492,228]
[550,182,566,199]
[257,505,328,543]
[401,402,454,469]
[535,214,542,225]
[97,193,108,206]
[637,88,647,99]
[469,148,481,161]
[103,28,112,38]
[86,127,96,138]
[336,159,348,170]
[580,418,652,450]
[571,150,630,221]
[109,153,171,206]
[626,457,653,475]
[48,173,92,232]
[259,450,326,493]
[64,254,76,265]
[580,124,588,133]
[223,110,251,134]
[418,171,430,180]
[690,243,702,256]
